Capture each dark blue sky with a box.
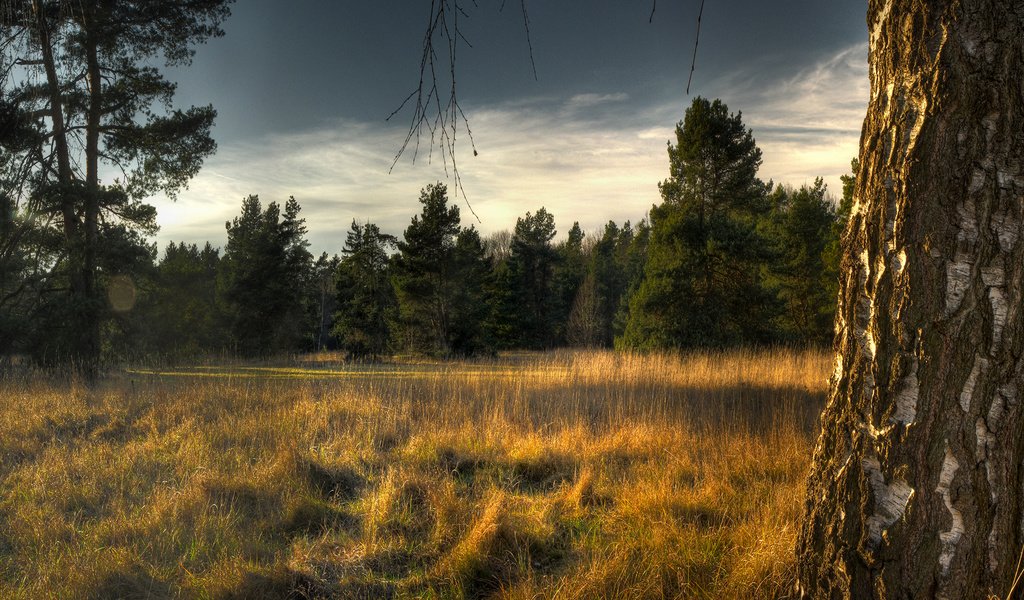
[156,1,870,253]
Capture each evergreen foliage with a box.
[763,180,841,345]
[505,208,560,349]
[311,252,341,351]
[0,94,852,366]
[392,183,491,356]
[0,0,232,375]
[334,221,396,359]
[147,242,224,357]
[622,97,776,350]
[220,195,312,355]
[448,227,493,356]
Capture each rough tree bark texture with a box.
[797,1,1024,598]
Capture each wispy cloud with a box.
[151,100,673,255]
[150,45,869,256]
[564,93,630,111]
[702,42,869,192]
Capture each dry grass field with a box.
[0,349,829,599]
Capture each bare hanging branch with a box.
[519,0,536,81]
[389,0,536,220]
[388,0,477,219]
[686,0,705,95]
[392,0,700,213]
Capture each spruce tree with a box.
[448,227,492,356]
[554,222,587,345]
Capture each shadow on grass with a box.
[503,381,826,435]
[297,457,364,501]
[280,497,360,537]
[90,565,172,600]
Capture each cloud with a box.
[150,98,673,255]
[699,42,870,194]
[564,93,630,111]
[150,45,869,256]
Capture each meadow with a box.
[0,349,829,599]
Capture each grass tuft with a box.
[0,348,827,598]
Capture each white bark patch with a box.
[957,199,979,244]
[832,354,844,384]
[988,529,999,574]
[870,1,893,49]
[962,33,979,57]
[874,255,888,287]
[944,195,979,319]
[969,168,986,193]
[975,417,998,501]
[891,354,919,425]
[997,170,1024,190]
[981,114,999,144]
[987,393,1006,432]
[936,445,963,576]
[998,382,1017,406]
[988,286,1008,349]
[945,256,973,316]
[866,330,878,361]
[990,208,1019,252]
[959,355,988,413]
[862,455,914,547]
[906,98,928,153]
[891,248,907,276]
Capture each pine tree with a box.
[393,184,460,354]
[506,207,559,349]
[220,195,312,355]
[622,97,773,349]
[763,179,842,345]
[0,0,230,375]
[333,221,396,359]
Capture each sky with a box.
[152,0,871,255]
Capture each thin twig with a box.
[1006,544,1024,600]
[520,0,536,80]
[686,0,705,95]
[388,0,482,220]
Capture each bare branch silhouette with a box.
[388,0,537,220]
[686,0,705,95]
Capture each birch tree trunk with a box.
[797,1,1024,597]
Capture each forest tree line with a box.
[1,97,853,364]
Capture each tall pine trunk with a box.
[797,1,1024,597]
[33,0,98,377]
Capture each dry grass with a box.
[0,348,829,599]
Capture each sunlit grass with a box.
[0,349,827,598]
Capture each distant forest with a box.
[1,98,854,365]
